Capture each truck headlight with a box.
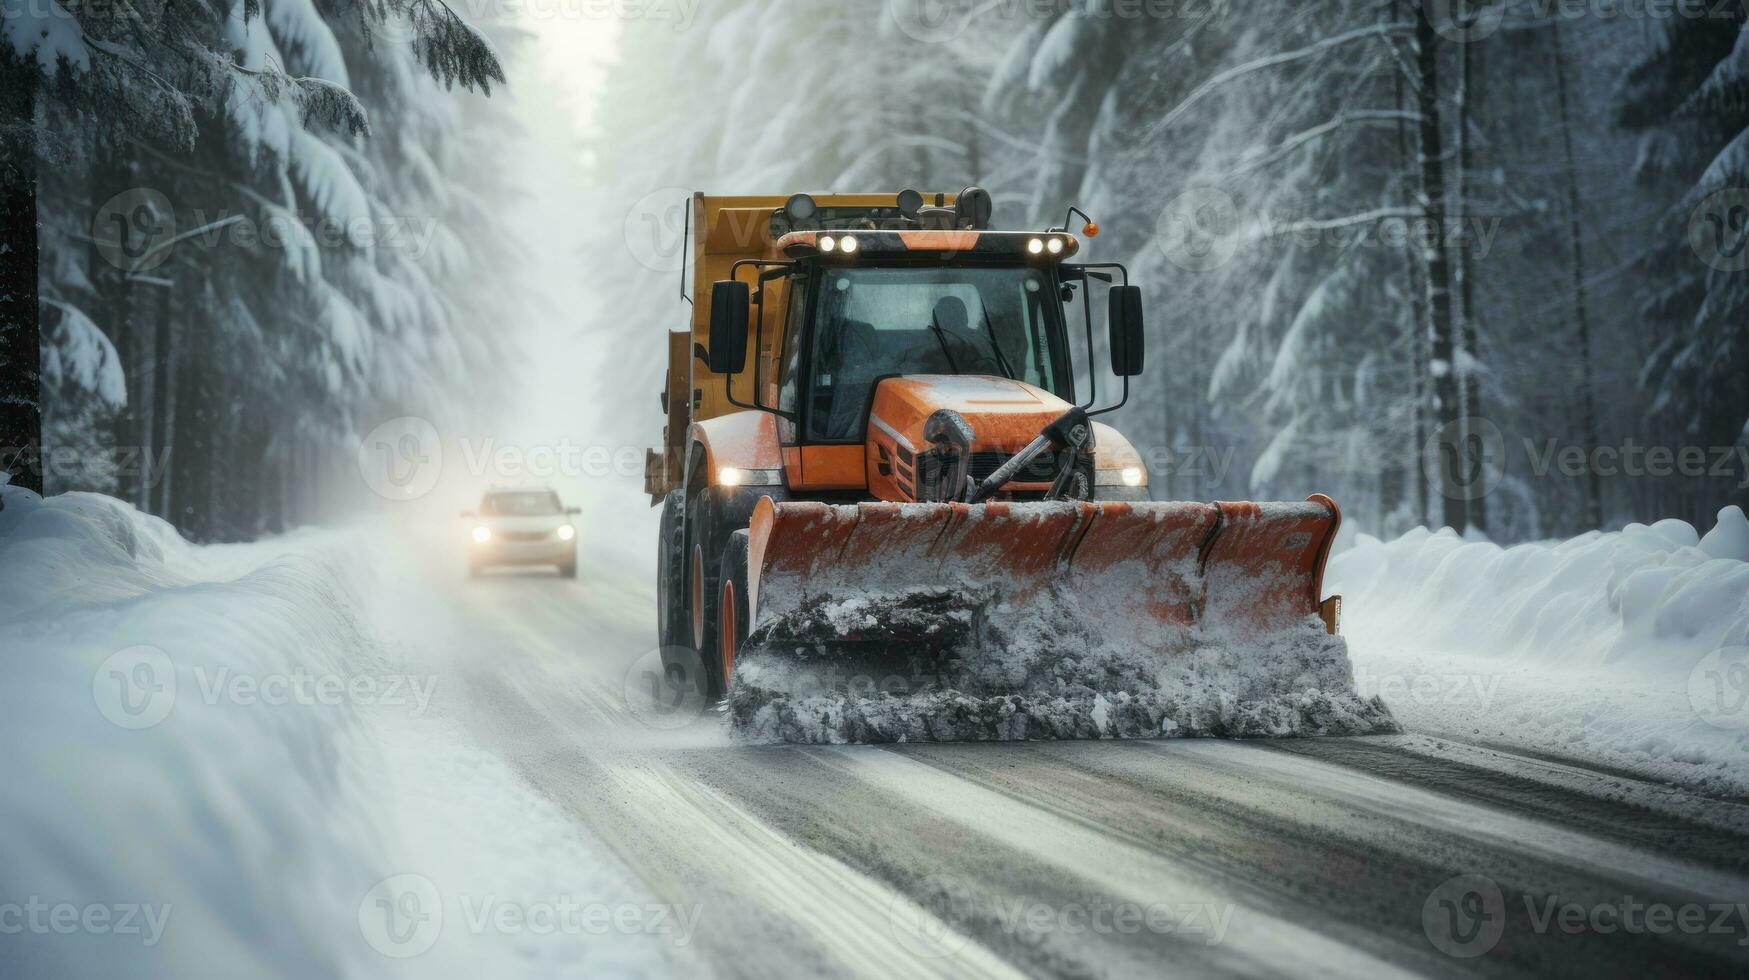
[557,525,575,541]
[1121,466,1145,487]
[819,235,837,252]
[718,466,744,487]
[471,526,491,543]
[839,235,859,254]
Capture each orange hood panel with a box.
[867,375,1071,454]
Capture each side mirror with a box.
[1107,285,1145,377]
[707,280,750,374]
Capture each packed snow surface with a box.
[1330,505,1749,797]
[0,488,683,980]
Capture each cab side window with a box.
[777,270,809,415]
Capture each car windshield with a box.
[482,492,561,516]
[806,265,1065,440]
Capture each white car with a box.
[462,489,579,578]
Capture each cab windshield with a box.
[800,264,1067,441]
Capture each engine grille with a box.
[914,449,1094,502]
[497,529,553,542]
[967,451,1061,484]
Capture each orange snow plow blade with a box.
[741,493,1342,668]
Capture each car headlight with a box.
[471,525,491,543]
[557,524,575,541]
[1121,466,1145,487]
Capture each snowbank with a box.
[0,488,683,979]
[1329,506,1749,797]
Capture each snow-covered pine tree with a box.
[1618,12,1749,485]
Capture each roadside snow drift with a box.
[0,488,683,980]
[1329,506,1749,797]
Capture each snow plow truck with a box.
[645,189,1344,704]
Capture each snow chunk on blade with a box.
[728,497,1395,743]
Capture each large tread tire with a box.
[656,489,686,648]
[684,489,730,697]
[716,530,750,698]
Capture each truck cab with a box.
[645,190,1154,692]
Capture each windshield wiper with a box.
[929,323,961,373]
[980,307,1017,380]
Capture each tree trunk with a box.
[1455,31,1488,533]
[150,283,175,517]
[1550,21,1604,531]
[90,140,139,504]
[169,285,210,538]
[0,62,42,497]
[1415,10,1466,531]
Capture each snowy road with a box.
[431,567,1749,979]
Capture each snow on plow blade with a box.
[730,492,1389,743]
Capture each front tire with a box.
[717,530,750,696]
[656,489,686,648]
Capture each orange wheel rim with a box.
[689,546,704,650]
[719,579,737,690]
